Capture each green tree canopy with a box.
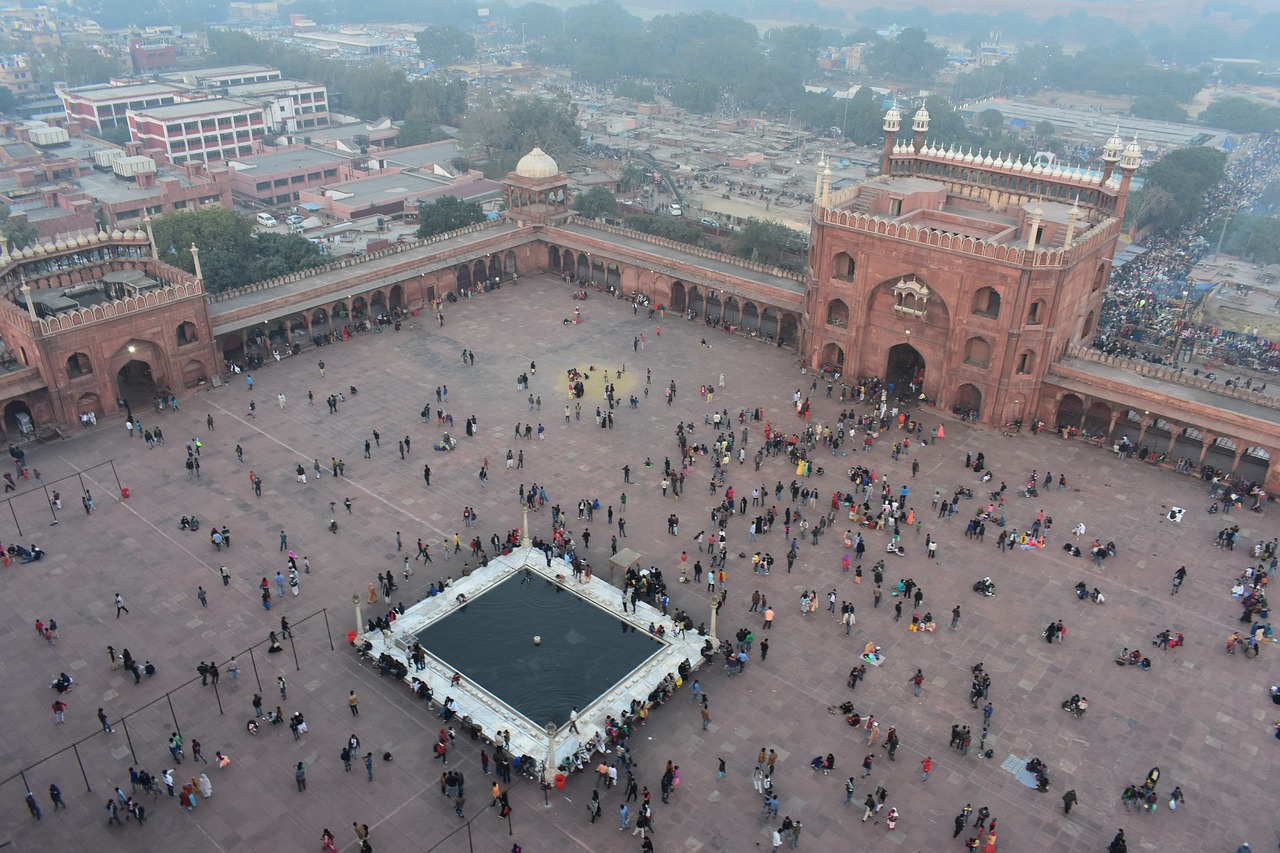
[149,208,327,293]
[1129,94,1188,123]
[975,109,1005,131]
[670,81,721,114]
[1199,97,1280,134]
[415,25,476,65]
[614,81,655,102]
[1035,120,1056,137]
[624,215,701,243]
[864,27,947,82]
[733,218,795,267]
[459,91,580,176]
[1218,213,1280,266]
[1135,147,1226,236]
[574,186,618,220]
[416,195,487,239]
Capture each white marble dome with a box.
[515,147,559,179]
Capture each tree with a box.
[619,162,646,193]
[1129,94,1188,123]
[460,92,580,177]
[416,195,487,239]
[1199,97,1280,134]
[416,26,476,65]
[624,215,701,243]
[398,117,448,147]
[1,214,36,252]
[733,218,793,267]
[515,3,564,39]
[574,186,617,220]
[1035,120,1055,138]
[149,208,326,293]
[1135,147,1226,235]
[670,81,721,114]
[976,109,1005,132]
[864,27,946,82]
[614,81,655,102]
[0,86,17,114]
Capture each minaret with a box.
[814,152,826,204]
[912,104,930,154]
[1100,128,1123,185]
[189,243,203,281]
[821,162,832,207]
[1064,199,1081,249]
[144,216,158,260]
[1027,205,1044,251]
[1116,137,1142,223]
[881,105,901,175]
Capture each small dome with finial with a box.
[912,105,930,133]
[1121,137,1142,170]
[1103,127,1124,162]
[515,147,559,179]
[883,105,901,132]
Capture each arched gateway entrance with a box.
[886,343,925,395]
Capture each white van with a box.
[700,216,720,228]
[256,212,278,228]
[668,203,683,217]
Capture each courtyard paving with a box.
[0,272,1272,852]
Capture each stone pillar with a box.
[1198,434,1214,466]
[1108,411,1121,438]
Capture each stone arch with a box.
[688,285,704,316]
[1026,299,1046,325]
[474,259,488,285]
[66,351,93,378]
[487,255,501,281]
[832,251,855,280]
[821,342,845,370]
[760,306,778,338]
[549,246,562,271]
[971,286,1001,320]
[954,383,982,417]
[1092,263,1107,292]
[742,302,759,331]
[562,250,575,276]
[826,298,849,328]
[1015,349,1036,375]
[606,263,621,289]
[182,358,207,388]
[504,251,517,277]
[332,300,349,320]
[370,290,387,313]
[456,265,472,292]
[389,284,404,310]
[963,336,991,368]
[724,296,741,325]
[575,254,589,281]
[591,258,605,284]
[176,320,199,345]
[1239,446,1271,483]
[351,295,368,317]
[4,399,34,434]
[220,333,244,361]
[76,391,102,418]
[886,342,925,391]
[1056,393,1084,427]
[1082,310,1096,341]
[312,307,329,326]
[669,281,686,313]
[779,313,798,345]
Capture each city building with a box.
[226,145,350,206]
[127,98,266,164]
[224,79,328,133]
[0,142,1273,493]
[161,64,282,89]
[58,82,186,132]
[0,55,38,98]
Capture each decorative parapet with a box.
[36,279,206,337]
[812,204,1117,270]
[1057,345,1280,413]
[207,220,504,304]
[561,216,805,283]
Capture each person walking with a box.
[25,790,42,819]
[114,593,128,617]
[197,586,208,607]
[365,752,374,782]
[1062,789,1078,814]
[295,762,307,792]
[349,691,360,715]
[920,756,933,782]
[910,668,924,697]
[98,708,114,733]
[49,783,66,811]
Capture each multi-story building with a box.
[59,82,186,132]
[127,98,266,164]
[225,79,328,133]
[0,54,37,97]
[226,145,349,206]
[161,64,281,89]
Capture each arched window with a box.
[1016,349,1036,375]
[67,352,93,377]
[971,287,1001,320]
[826,299,849,327]
[963,337,991,368]
[177,321,199,345]
[832,252,855,281]
[1026,300,1045,325]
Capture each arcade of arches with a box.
[1048,391,1273,486]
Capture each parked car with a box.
[669,203,683,216]
[285,214,305,226]
[256,212,278,228]
[700,216,720,228]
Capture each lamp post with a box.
[352,592,362,641]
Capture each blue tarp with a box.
[298,202,324,211]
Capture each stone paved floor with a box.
[0,273,1273,852]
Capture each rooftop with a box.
[227,146,345,174]
[161,64,280,82]
[225,79,325,98]
[129,98,261,119]
[59,82,183,102]
[381,139,460,170]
